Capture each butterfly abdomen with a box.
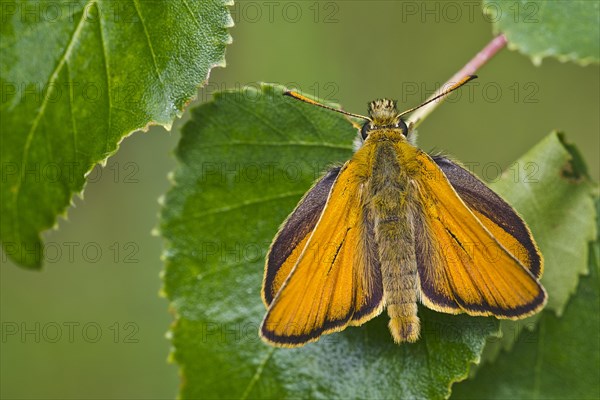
[369,138,420,343]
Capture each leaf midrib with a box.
[13,0,96,249]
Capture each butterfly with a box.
[260,75,546,347]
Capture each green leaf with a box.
[482,0,600,65]
[162,84,599,398]
[161,84,503,399]
[474,132,599,367]
[0,0,233,268]
[452,234,600,399]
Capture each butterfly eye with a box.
[361,122,372,139]
[396,120,409,136]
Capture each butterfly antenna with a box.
[398,75,477,118]
[284,91,372,122]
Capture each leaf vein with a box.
[228,100,288,140]
[66,62,78,166]
[285,101,327,142]
[533,318,545,396]
[12,0,94,251]
[240,348,275,400]
[132,0,165,86]
[189,191,304,219]
[97,1,112,154]
[181,0,210,44]
[195,141,352,150]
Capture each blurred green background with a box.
[2,1,598,398]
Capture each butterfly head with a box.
[361,99,408,139]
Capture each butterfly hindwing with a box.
[260,160,384,347]
[432,155,542,278]
[414,151,546,318]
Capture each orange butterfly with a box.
[260,76,546,347]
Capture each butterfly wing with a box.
[262,166,342,306]
[432,155,542,278]
[260,160,384,347]
[413,151,546,318]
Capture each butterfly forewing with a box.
[261,160,384,347]
[263,166,341,306]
